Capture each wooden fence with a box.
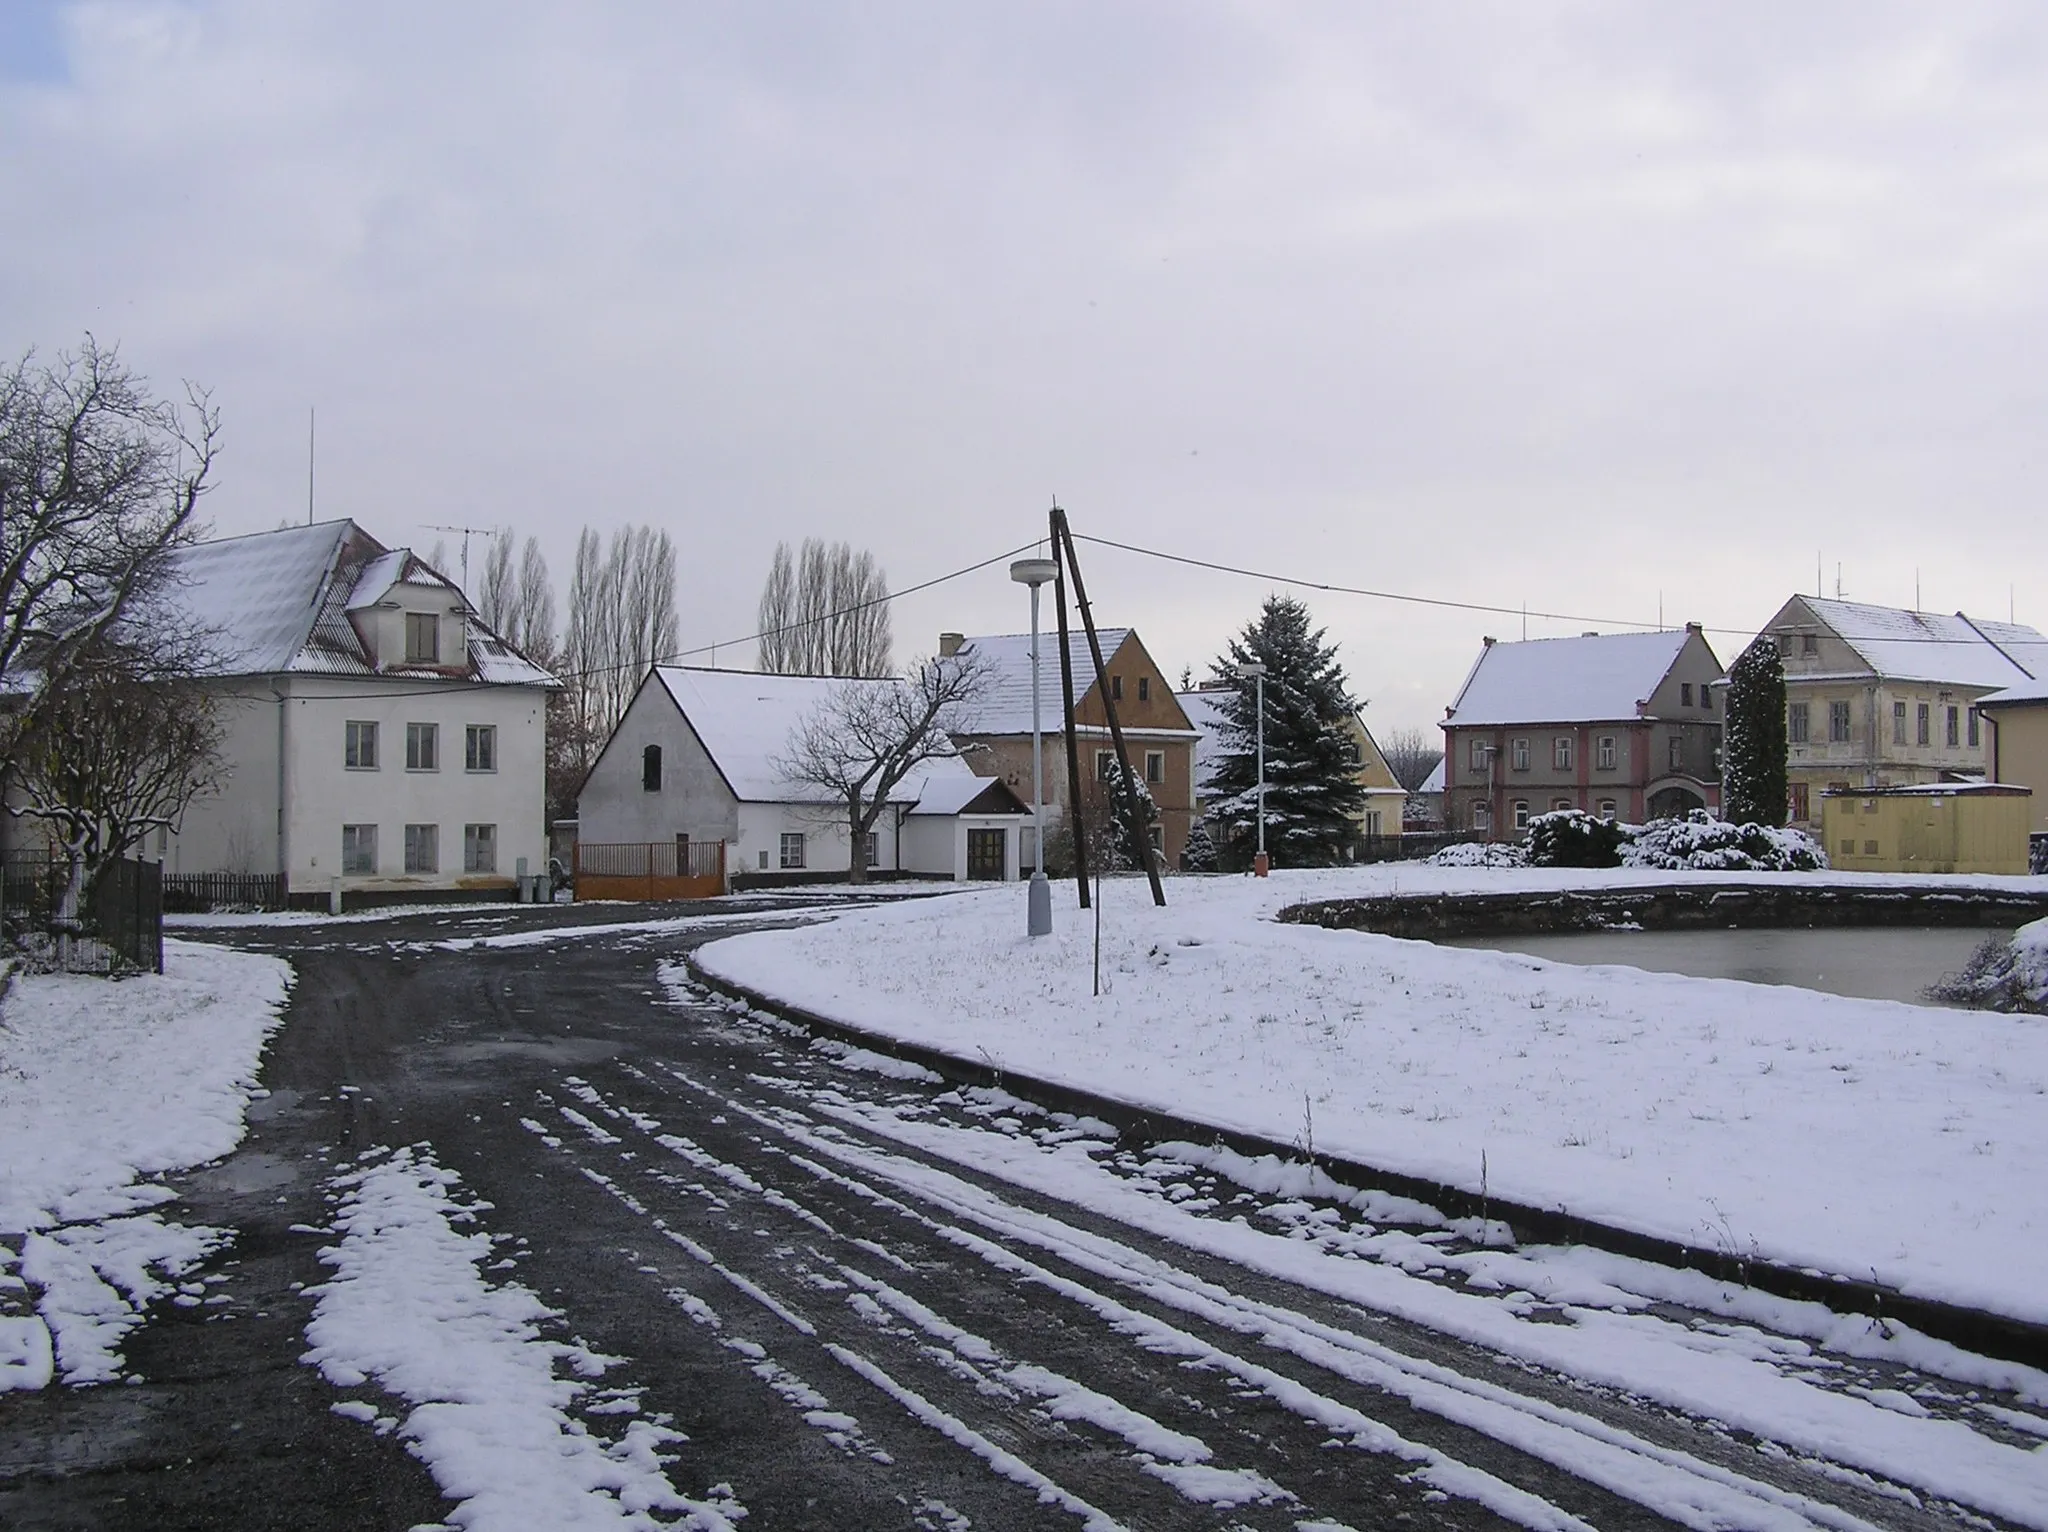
[162,870,287,913]
[575,839,727,902]
[0,852,163,974]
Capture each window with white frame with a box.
[1596,735,1616,770]
[341,823,377,874]
[1144,750,1164,784]
[1512,800,1530,829]
[1553,736,1572,771]
[404,611,440,664]
[1510,738,1529,771]
[779,832,806,869]
[406,722,438,771]
[465,724,496,772]
[345,720,378,770]
[1597,799,1617,818]
[464,823,497,873]
[1553,798,1571,812]
[1468,738,1488,771]
[404,823,439,873]
[864,831,879,869]
[1472,801,1491,831]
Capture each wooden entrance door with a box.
[966,828,1007,881]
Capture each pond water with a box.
[1440,926,2006,1008]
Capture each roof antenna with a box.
[1521,601,1527,641]
[1816,550,1821,599]
[1915,568,1921,611]
[1835,562,1843,599]
[307,406,316,526]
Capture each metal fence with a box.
[1,852,164,974]
[1349,830,1483,864]
[161,870,286,913]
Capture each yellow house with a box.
[1819,784,2032,875]
[1341,712,1409,841]
[1978,679,2048,837]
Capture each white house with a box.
[137,520,554,902]
[576,666,1029,886]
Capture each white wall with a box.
[733,799,904,875]
[154,683,284,873]
[901,815,1023,880]
[576,680,742,849]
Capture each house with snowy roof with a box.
[941,628,1198,868]
[1756,595,2048,828]
[574,666,1028,886]
[118,519,554,902]
[1976,677,2048,848]
[1441,625,1725,839]
[1176,684,1408,842]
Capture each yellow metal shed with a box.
[1820,783,2032,875]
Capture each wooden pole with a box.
[1051,507,1166,907]
[1052,510,1090,909]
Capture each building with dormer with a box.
[138,520,555,902]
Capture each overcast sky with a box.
[6,2,2045,735]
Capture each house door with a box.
[966,828,1007,881]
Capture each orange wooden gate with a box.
[575,839,726,901]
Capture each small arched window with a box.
[642,744,662,792]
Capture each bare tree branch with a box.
[755,537,892,677]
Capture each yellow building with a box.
[1820,784,2032,875]
[1978,679,2048,837]
[1340,711,1410,841]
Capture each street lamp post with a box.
[1011,556,1060,935]
[1235,660,1269,877]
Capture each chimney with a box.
[1685,622,1703,634]
[1482,636,1495,647]
[938,632,964,657]
[1582,631,1599,638]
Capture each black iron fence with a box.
[1,851,164,974]
[1350,830,1483,864]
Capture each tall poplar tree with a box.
[1206,595,1367,866]
[1722,637,1789,826]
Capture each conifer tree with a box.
[1722,637,1789,826]
[1206,595,1367,866]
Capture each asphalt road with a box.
[2,900,2040,1531]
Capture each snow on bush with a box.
[1525,810,1628,869]
[1426,841,1529,868]
[1621,810,1826,872]
[1929,918,2048,1015]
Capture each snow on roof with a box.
[1418,758,1446,794]
[903,769,1024,816]
[162,520,554,685]
[1796,598,2044,688]
[1174,687,1235,793]
[1444,629,1698,727]
[652,666,995,810]
[1979,675,2048,707]
[953,629,1170,735]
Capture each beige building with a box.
[1977,678,2048,838]
[1821,784,2032,876]
[1177,687,1408,843]
[1757,596,2048,829]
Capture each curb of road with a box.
[683,951,2048,1373]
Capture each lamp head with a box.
[1234,661,1267,679]
[1010,557,1058,588]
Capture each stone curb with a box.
[683,951,2048,1372]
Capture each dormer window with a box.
[405,611,440,664]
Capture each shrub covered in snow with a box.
[1525,810,1628,868]
[1426,841,1530,869]
[1928,918,2048,1015]
[1620,809,1827,872]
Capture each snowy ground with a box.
[694,865,2048,1329]
[0,939,292,1390]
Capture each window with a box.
[341,824,377,875]
[1596,736,1616,770]
[1774,633,1792,656]
[1512,800,1530,830]
[864,831,879,869]
[1144,750,1164,784]
[1681,682,1694,707]
[404,611,440,664]
[1553,736,1572,771]
[1789,782,1810,821]
[1702,688,1714,712]
[1893,701,1908,745]
[1468,738,1489,772]
[1511,738,1529,771]
[643,744,662,791]
[404,823,438,874]
[1553,798,1571,812]
[1828,701,1852,743]
[465,724,497,772]
[1137,676,1150,702]
[1344,740,1362,765]
[1597,799,1617,819]
[406,722,438,771]
[1111,674,1123,701]
[1669,735,1684,770]
[1802,633,1818,656]
[1096,749,1115,780]
[1916,703,1930,746]
[345,720,379,770]
[464,823,497,873]
[1472,802,1491,832]
[1788,703,1809,744]
[1968,708,1981,748]
[1946,706,1960,748]
[779,832,806,870]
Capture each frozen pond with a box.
[1441,925,2005,1008]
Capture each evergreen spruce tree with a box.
[1206,595,1368,866]
[1722,637,1789,826]
[1102,756,1159,871]
[1180,818,1219,873]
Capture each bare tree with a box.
[774,653,988,883]
[0,337,218,770]
[757,538,892,676]
[1377,726,1445,792]
[511,535,557,660]
[10,636,226,952]
[558,523,679,802]
[476,526,516,636]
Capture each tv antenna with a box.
[423,523,499,595]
